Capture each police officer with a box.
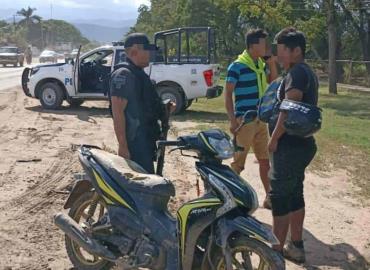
[25,45,32,65]
[110,33,175,173]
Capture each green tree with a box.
[0,20,8,28]
[337,0,370,77]
[16,7,41,27]
[130,1,182,38]
[41,19,89,48]
[130,0,366,86]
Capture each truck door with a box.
[77,49,113,94]
[73,45,82,96]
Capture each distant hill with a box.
[73,23,131,43]
[70,19,135,43]
[0,9,18,23]
[0,9,135,43]
[71,19,136,28]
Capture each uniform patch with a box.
[113,74,127,89]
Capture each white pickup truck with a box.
[21,27,222,114]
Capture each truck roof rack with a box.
[112,41,125,47]
[153,27,216,65]
[154,27,212,37]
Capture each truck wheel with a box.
[67,99,84,108]
[39,82,64,110]
[185,99,193,109]
[157,86,184,115]
[13,63,17,67]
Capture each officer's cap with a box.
[124,33,158,51]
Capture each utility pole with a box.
[40,20,44,49]
[327,0,338,94]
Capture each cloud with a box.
[112,0,150,7]
[57,0,92,9]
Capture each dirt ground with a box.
[0,88,369,270]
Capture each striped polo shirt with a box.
[226,62,267,117]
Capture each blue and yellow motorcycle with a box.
[55,122,285,270]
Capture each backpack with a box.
[257,78,282,123]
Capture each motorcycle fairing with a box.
[196,162,259,214]
[177,195,222,270]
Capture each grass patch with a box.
[173,86,370,200]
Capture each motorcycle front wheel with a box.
[65,192,114,270]
[212,236,285,270]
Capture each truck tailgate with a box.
[211,64,221,86]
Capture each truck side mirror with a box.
[66,58,74,65]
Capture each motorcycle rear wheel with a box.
[65,192,114,270]
[212,236,285,270]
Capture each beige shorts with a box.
[231,118,269,174]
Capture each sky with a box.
[0,0,150,22]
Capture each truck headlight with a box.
[30,67,40,76]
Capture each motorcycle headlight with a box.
[208,137,234,159]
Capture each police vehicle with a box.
[21,27,222,114]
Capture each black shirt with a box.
[278,62,318,106]
[273,62,319,144]
[110,65,142,142]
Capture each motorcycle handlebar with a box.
[157,140,183,147]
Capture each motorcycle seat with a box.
[90,149,175,197]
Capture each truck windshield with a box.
[0,47,17,53]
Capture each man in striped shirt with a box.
[225,29,277,209]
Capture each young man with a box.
[110,33,175,173]
[268,27,319,263]
[225,29,278,209]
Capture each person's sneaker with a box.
[262,195,272,210]
[283,241,306,264]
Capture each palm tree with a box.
[16,7,42,27]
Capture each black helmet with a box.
[279,99,322,137]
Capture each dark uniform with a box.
[269,62,319,217]
[110,57,164,174]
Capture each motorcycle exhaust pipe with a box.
[54,212,117,261]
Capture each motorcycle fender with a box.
[219,216,279,246]
[64,180,93,209]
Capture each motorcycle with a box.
[54,112,285,270]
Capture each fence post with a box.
[347,59,353,83]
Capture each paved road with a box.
[0,66,24,92]
[0,59,61,92]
